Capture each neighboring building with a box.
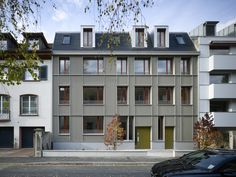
[52,25,199,150]
[0,33,52,148]
[190,21,236,149]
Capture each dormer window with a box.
[28,39,39,50]
[0,40,7,50]
[176,35,185,44]
[81,25,95,48]
[135,28,144,47]
[206,24,215,36]
[62,35,71,44]
[157,28,166,47]
[154,26,169,48]
[83,28,93,47]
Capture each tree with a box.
[193,113,225,149]
[0,0,54,85]
[85,0,155,32]
[104,114,125,150]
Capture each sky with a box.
[32,0,236,43]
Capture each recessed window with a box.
[83,28,93,47]
[117,86,127,104]
[135,87,150,104]
[210,74,229,84]
[116,58,127,75]
[62,35,71,44]
[59,57,70,74]
[181,87,191,105]
[59,116,70,134]
[20,95,38,115]
[206,25,215,36]
[135,28,144,47]
[24,66,47,81]
[181,58,190,75]
[210,101,228,112]
[158,58,173,74]
[59,86,70,104]
[39,66,48,80]
[83,116,103,134]
[135,58,150,75]
[83,86,103,104]
[158,87,173,104]
[0,95,10,115]
[157,28,166,47]
[176,35,185,44]
[119,116,133,140]
[83,58,104,74]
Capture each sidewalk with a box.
[0,149,171,167]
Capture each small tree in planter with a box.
[104,114,125,150]
[193,113,224,149]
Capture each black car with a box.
[150,149,234,177]
[162,154,236,177]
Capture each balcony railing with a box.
[212,112,236,127]
[209,55,236,71]
[209,84,236,99]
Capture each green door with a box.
[165,127,174,149]
[135,127,150,149]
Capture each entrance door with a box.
[165,127,174,149]
[135,127,150,149]
[0,127,14,148]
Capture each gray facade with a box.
[52,27,198,150]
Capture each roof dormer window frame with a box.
[81,25,95,48]
[28,38,39,50]
[62,35,71,45]
[154,25,169,48]
[132,25,148,48]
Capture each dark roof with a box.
[53,32,197,52]
[0,32,18,45]
[22,32,50,48]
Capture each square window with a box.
[83,58,104,74]
[159,87,173,104]
[135,87,150,104]
[117,86,127,104]
[135,58,150,75]
[158,58,173,74]
[83,116,103,134]
[83,86,103,104]
[20,95,38,115]
[62,36,71,44]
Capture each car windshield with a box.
[180,151,209,164]
[195,155,225,170]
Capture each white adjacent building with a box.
[190,21,236,149]
[0,33,52,148]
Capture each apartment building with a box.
[0,33,52,148]
[52,25,199,150]
[190,21,236,149]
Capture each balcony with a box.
[209,55,236,71]
[209,84,236,99]
[0,113,10,121]
[212,112,236,127]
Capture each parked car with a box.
[150,149,236,177]
[162,153,236,177]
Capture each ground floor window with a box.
[83,116,103,134]
[59,116,70,134]
[119,116,133,140]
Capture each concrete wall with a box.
[53,55,198,150]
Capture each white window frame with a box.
[20,95,38,115]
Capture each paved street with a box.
[0,164,151,177]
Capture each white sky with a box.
[32,0,236,42]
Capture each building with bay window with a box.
[0,33,52,148]
[52,25,199,150]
